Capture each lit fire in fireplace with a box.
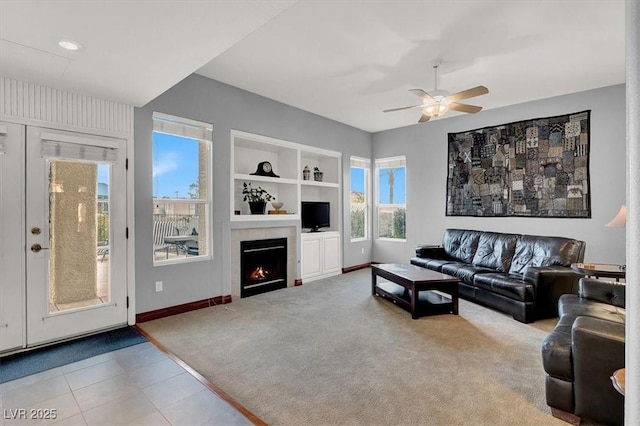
[249,266,270,280]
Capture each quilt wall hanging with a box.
[446,110,591,218]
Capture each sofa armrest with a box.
[579,278,626,308]
[524,266,582,318]
[415,245,446,259]
[572,316,625,425]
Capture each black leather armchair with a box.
[542,278,625,425]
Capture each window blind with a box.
[375,156,405,169]
[350,156,370,169]
[41,140,118,163]
[153,112,213,141]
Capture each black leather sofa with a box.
[410,229,585,323]
[541,278,625,425]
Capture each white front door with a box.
[20,126,128,347]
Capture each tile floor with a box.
[1,342,253,425]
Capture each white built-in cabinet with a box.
[301,231,342,282]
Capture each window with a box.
[152,112,212,263]
[350,157,370,241]
[375,156,406,240]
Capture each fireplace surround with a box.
[230,226,297,298]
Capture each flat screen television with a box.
[301,201,330,232]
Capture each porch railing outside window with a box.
[152,112,212,263]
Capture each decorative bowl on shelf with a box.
[271,202,284,211]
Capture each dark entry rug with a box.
[0,326,147,383]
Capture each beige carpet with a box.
[139,269,565,426]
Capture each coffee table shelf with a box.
[372,264,460,319]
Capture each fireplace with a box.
[240,238,287,298]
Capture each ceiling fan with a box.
[383,65,489,123]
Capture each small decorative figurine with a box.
[303,165,311,180]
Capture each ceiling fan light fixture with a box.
[58,39,83,51]
[383,64,488,123]
[423,102,449,117]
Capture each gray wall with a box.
[134,74,371,314]
[135,74,625,314]
[372,84,626,264]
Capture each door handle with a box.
[31,243,49,253]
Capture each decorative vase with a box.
[248,201,266,215]
[314,171,323,182]
[303,165,310,180]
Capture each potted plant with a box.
[242,182,274,214]
[313,167,323,182]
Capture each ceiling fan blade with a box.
[446,86,489,103]
[409,89,434,101]
[448,102,483,114]
[418,112,432,123]
[383,104,424,113]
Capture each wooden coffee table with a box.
[372,264,460,319]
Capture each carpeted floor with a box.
[0,326,146,383]
[139,269,564,426]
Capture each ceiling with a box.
[0,1,626,133]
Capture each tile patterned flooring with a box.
[0,342,254,425]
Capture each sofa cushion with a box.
[441,263,494,285]
[472,273,533,302]
[509,235,585,275]
[558,294,625,325]
[471,232,518,271]
[442,229,482,264]
[410,257,456,272]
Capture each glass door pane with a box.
[47,160,111,313]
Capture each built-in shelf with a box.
[230,130,342,230]
[233,173,299,186]
[300,180,340,188]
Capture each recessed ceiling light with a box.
[58,40,83,51]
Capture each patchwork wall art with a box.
[446,110,591,218]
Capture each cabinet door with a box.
[301,236,322,278]
[322,234,341,273]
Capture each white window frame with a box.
[350,156,370,242]
[375,156,406,242]
[152,112,213,265]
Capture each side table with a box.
[570,263,626,282]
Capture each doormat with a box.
[0,326,147,384]
[446,110,591,217]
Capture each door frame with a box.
[0,122,26,351]
[0,112,135,352]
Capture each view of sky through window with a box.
[97,164,109,186]
[152,132,199,198]
[351,168,365,193]
[378,167,406,204]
